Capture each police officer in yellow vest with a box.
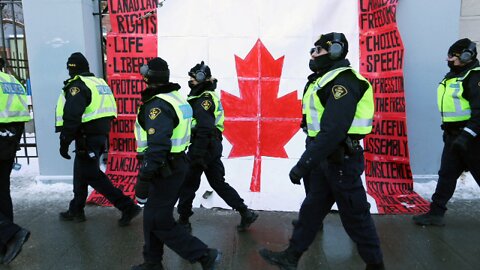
[0,57,31,264]
[132,57,220,270]
[176,62,258,233]
[259,33,384,270]
[413,38,480,226]
[55,52,141,226]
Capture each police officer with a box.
[55,52,141,226]
[0,57,31,264]
[259,33,384,270]
[413,38,480,226]
[132,57,220,270]
[176,62,258,232]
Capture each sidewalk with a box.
[2,196,480,270]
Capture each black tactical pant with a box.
[177,139,245,218]
[0,159,21,251]
[430,132,480,215]
[0,124,23,250]
[143,154,209,263]
[69,134,133,213]
[289,148,383,265]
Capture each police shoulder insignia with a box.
[69,87,80,96]
[332,85,348,99]
[149,108,161,120]
[147,128,155,135]
[201,100,212,111]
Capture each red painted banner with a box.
[87,0,157,206]
[358,0,429,214]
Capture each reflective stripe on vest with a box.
[135,91,193,153]
[55,76,117,127]
[134,118,148,152]
[0,72,31,123]
[188,90,225,132]
[304,67,374,137]
[437,67,480,122]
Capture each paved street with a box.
[2,197,480,270]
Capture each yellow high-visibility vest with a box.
[304,67,374,137]
[55,75,117,127]
[0,72,31,123]
[135,91,193,153]
[437,67,480,122]
[188,90,224,132]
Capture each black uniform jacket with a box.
[137,83,181,169]
[57,72,113,144]
[187,80,218,159]
[441,59,480,136]
[298,59,370,170]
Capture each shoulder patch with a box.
[332,85,348,100]
[201,100,212,111]
[69,87,80,96]
[149,108,161,120]
[147,128,155,135]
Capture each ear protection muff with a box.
[328,32,344,60]
[195,63,207,83]
[140,64,170,82]
[460,41,477,63]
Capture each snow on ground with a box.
[10,158,72,203]
[9,157,480,204]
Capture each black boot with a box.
[412,211,445,226]
[59,210,86,222]
[237,208,258,232]
[119,204,142,227]
[131,262,164,270]
[259,246,301,270]
[198,248,221,270]
[2,228,30,264]
[366,262,385,270]
[177,215,192,233]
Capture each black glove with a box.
[139,160,171,181]
[451,131,474,154]
[135,179,150,204]
[300,115,308,134]
[59,137,71,160]
[138,160,157,182]
[289,164,308,185]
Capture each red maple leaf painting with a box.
[221,39,302,192]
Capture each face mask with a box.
[448,60,464,73]
[68,69,78,78]
[309,54,333,73]
[188,81,196,89]
[447,60,456,69]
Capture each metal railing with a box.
[1,1,37,163]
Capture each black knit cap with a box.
[448,38,477,58]
[141,57,170,84]
[188,61,211,79]
[67,52,89,71]
[314,32,349,59]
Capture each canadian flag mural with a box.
[156,0,362,212]
[89,0,428,214]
